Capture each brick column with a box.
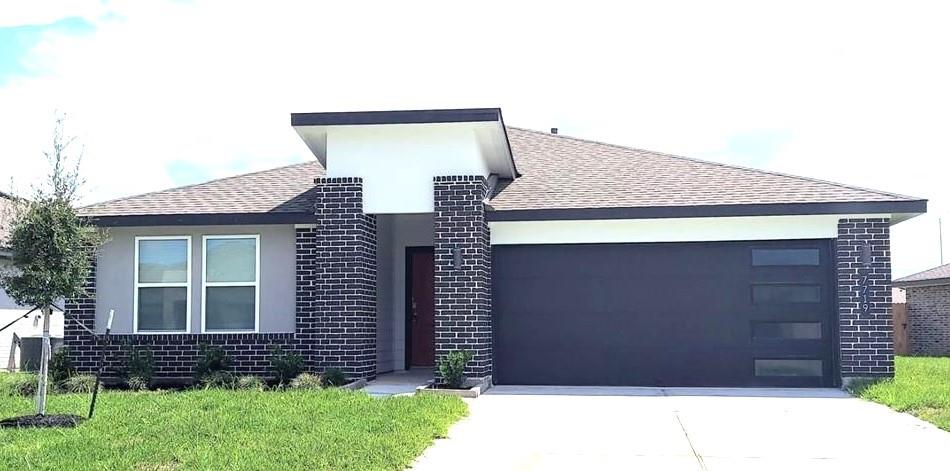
[837,217,893,379]
[64,251,97,373]
[296,177,377,380]
[433,176,492,379]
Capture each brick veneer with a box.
[837,217,894,378]
[905,285,950,355]
[296,177,377,380]
[433,175,492,379]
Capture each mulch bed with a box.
[0,414,85,428]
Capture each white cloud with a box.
[1,0,948,276]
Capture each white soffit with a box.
[489,214,883,245]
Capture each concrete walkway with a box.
[363,368,432,397]
[411,386,950,470]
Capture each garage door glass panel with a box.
[752,284,820,304]
[752,322,822,339]
[754,359,822,376]
[752,249,820,266]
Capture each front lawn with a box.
[850,356,950,431]
[0,388,467,470]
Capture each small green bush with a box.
[290,373,322,390]
[200,371,236,389]
[49,347,76,385]
[195,344,231,381]
[122,344,154,389]
[269,345,304,385]
[322,367,347,387]
[0,372,37,397]
[60,374,98,393]
[438,350,473,389]
[235,375,266,391]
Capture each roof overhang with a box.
[84,212,314,227]
[486,199,928,222]
[892,278,950,289]
[291,108,518,179]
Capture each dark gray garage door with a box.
[492,240,836,387]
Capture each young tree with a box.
[0,115,102,415]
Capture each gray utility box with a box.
[19,337,64,372]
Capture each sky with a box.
[1,1,948,277]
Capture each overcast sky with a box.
[2,1,948,277]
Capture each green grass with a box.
[850,356,950,431]
[0,387,467,470]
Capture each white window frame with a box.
[133,235,192,334]
[201,234,260,333]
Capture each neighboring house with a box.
[0,191,64,369]
[893,264,950,356]
[67,108,927,387]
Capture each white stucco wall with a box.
[326,124,490,214]
[489,214,883,245]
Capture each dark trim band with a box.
[291,108,502,127]
[86,212,315,227]
[486,200,928,222]
[892,278,950,289]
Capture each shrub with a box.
[0,372,37,397]
[290,373,323,390]
[322,368,347,387]
[195,344,231,381]
[235,375,266,391]
[269,345,304,385]
[200,371,236,389]
[60,374,98,393]
[122,344,154,389]
[49,347,76,385]
[438,350,473,389]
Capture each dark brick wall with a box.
[63,252,98,372]
[296,177,377,380]
[905,285,950,356]
[433,175,492,379]
[837,217,894,378]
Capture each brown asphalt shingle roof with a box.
[80,127,919,218]
[893,263,950,286]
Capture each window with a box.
[752,322,822,340]
[135,236,191,333]
[752,284,821,304]
[754,359,823,377]
[202,235,259,332]
[752,248,820,266]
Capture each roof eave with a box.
[84,212,316,227]
[892,278,950,289]
[486,199,927,222]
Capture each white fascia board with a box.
[489,214,882,245]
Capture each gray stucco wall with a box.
[0,258,24,309]
[95,225,296,334]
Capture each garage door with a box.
[492,240,836,387]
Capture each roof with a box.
[893,263,950,288]
[80,125,926,225]
[490,128,924,220]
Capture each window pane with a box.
[752,284,820,304]
[752,322,822,339]
[752,248,820,266]
[205,286,255,331]
[206,238,256,283]
[138,239,188,283]
[138,287,187,331]
[754,359,823,377]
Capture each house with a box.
[0,191,64,369]
[893,263,950,356]
[67,108,927,387]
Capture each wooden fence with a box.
[893,303,908,355]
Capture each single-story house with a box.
[67,108,927,387]
[0,191,64,369]
[893,263,950,356]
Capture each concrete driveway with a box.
[411,386,950,470]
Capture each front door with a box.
[408,248,435,367]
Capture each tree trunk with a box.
[36,305,51,416]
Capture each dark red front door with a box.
[409,249,435,367]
